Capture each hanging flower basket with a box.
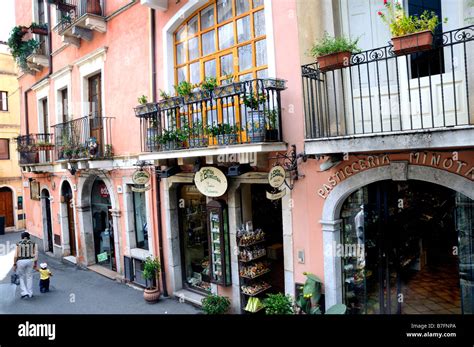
[134,102,159,118]
[391,30,433,55]
[317,51,352,72]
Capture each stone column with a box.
[321,219,343,308]
[76,204,93,266]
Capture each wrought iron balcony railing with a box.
[16,133,54,165]
[302,25,474,140]
[52,0,104,34]
[52,113,113,161]
[138,78,286,153]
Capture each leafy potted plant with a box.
[187,76,218,103]
[29,22,48,35]
[378,1,446,55]
[134,95,159,118]
[295,272,347,314]
[7,25,40,73]
[187,120,208,148]
[34,140,54,151]
[201,294,231,314]
[263,293,294,315]
[243,93,267,142]
[207,122,240,145]
[309,33,360,71]
[265,109,279,142]
[156,128,188,151]
[214,74,245,98]
[143,256,161,303]
[175,81,195,104]
[158,89,182,110]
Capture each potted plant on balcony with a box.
[156,128,188,151]
[143,256,161,303]
[158,89,182,110]
[243,92,267,143]
[378,1,446,55]
[265,109,279,142]
[7,25,40,73]
[187,120,208,148]
[175,81,195,104]
[34,140,54,151]
[134,95,159,118]
[214,74,245,98]
[29,22,48,35]
[309,33,360,72]
[207,122,240,146]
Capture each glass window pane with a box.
[202,30,216,56]
[177,67,187,83]
[236,0,250,15]
[217,0,233,23]
[237,16,251,43]
[206,109,218,125]
[133,192,148,250]
[190,62,200,84]
[238,44,252,72]
[201,5,215,30]
[257,69,268,78]
[176,42,186,64]
[256,39,267,66]
[204,59,216,78]
[253,0,263,8]
[188,15,198,36]
[176,25,186,41]
[218,22,234,50]
[239,72,253,81]
[188,37,199,61]
[220,54,234,77]
[254,10,265,37]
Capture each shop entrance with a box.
[91,179,116,271]
[0,187,14,227]
[61,182,76,257]
[341,180,473,314]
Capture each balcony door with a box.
[88,73,103,156]
[39,98,51,162]
[339,0,468,135]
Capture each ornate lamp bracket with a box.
[269,144,307,190]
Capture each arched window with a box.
[174,0,267,85]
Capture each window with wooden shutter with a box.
[0,139,9,160]
[0,92,7,111]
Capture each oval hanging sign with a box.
[268,165,286,188]
[132,170,150,185]
[194,167,228,197]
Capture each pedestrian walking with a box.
[38,263,53,293]
[13,232,38,299]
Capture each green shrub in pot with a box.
[201,294,231,314]
[263,293,294,315]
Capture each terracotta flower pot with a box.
[317,51,352,72]
[144,288,161,303]
[392,30,433,55]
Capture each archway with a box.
[0,187,14,228]
[41,188,53,253]
[60,181,76,257]
[76,173,120,273]
[320,164,474,312]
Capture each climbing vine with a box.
[7,25,40,73]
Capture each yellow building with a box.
[0,50,25,231]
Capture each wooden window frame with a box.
[0,139,10,160]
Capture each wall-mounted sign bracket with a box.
[269,144,307,190]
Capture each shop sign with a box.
[194,167,228,197]
[132,170,150,185]
[317,151,474,200]
[99,183,109,198]
[266,188,286,200]
[131,184,151,193]
[97,252,108,262]
[268,166,286,188]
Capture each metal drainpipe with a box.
[24,1,53,137]
[150,8,168,297]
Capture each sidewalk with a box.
[0,232,200,314]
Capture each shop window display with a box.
[179,185,211,293]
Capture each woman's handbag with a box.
[11,273,20,285]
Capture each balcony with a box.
[137,78,287,161]
[302,25,474,155]
[52,114,113,168]
[52,0,106,47]
[16,134,54,172]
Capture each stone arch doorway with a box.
[41,188,53,253]
[0,187,14,228]
[320,164,474,313]
[77,173,120,273]
[60,181,76,257]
